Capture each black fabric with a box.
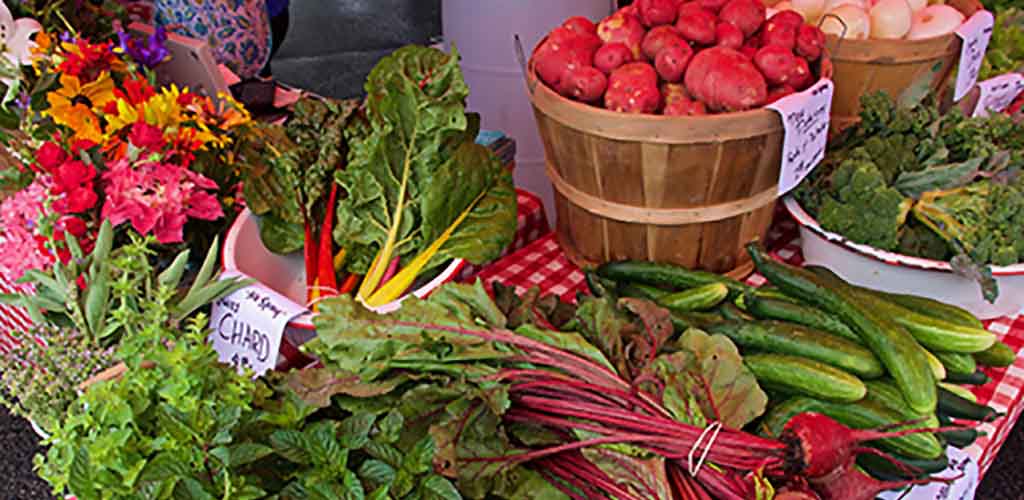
[268,0,441,99]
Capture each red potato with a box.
[559,66,609,102]
[740,44,759,59]
[534,31,600,90]
[616,4,640,17]
[598,11,647,59]
[698,0,731,13]
[637,0,680,26]
[767,84,796,103]
[753,45,801,86]
[664,98,708,115]
[795,25,826,61]
[609,61,660,90]
[716,22,744,49]
[594,42,635,74]
[684,46,768,111]
[562,16,597,35]
[642,25,688,60]
[655,44,694,82]
[661,82,691,105]
[761,11,803,49]
[676,2,718,45]
[605,85,662,113]
[719,0,767,37]
[788,56,813,90]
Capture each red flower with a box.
[60,216,88,238]
[129,121,166,151]
[36,142,68,173]
[58,39,122,82]
[51,160,99,214]
[118,77,156,106]
[71,139,99,156]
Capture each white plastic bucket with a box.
[441,0,615,225]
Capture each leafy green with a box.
[795,92,1024,301]
[333,45,516,281]
[980,8,1024,81]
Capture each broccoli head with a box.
[912,181,1024,267]
[817,159,911,251]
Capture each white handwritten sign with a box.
[767,78,834,196]
[209,271,306,377]
[973,72,1024,117]
[877,446,978,500]
[954,10,995,102]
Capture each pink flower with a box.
[0,179,54,281]
[101,160,224,244]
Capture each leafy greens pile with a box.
[301,281,768,499]
[332,46,517,305]
[795,92,1024,301]
[980,8,1024,82]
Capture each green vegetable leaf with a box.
[403,435,437,475]
[227,443,274,467]
[417,474,462,500]
[514,324,615,372]
[674,329,768,428]
[894,158,984,198]
[358,459,397,490]
[581,448,672,500]
[271,429,311,465]
[257,213,306,255]
[69,446,98,500]
[339,412,376,449]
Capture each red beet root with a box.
[563,16,597,35]
[676,2,718,45]
[655,45,694,82]
[719,0,767,38]
[716,22,744,49]
[761,11,803,49]
[796,25,826,61]
[809,457,949,500]
[594,42,635,74]
[642,25,688,60]
[637,0,680,26]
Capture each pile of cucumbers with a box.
[590,242,1017,480]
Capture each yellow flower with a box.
[141,85,186,129]
[103,98,141,135]
[44,72,116,143]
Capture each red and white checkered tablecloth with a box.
[473,221,1024,480]
[456,189,551,282]
[0,279,35,355]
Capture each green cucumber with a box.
[936,412,983,449]
[596,260,753,298]
[933,351,977,376]
[944,369,991,386]
[806,267,995,354]
[657,283,729,312]
[617,282,668,301]
[742,291,861,344]
[747,244,937,414]
[761,396,944,459]
[744,353,866,403]
[872,291,984,329]
[922,349,947,381]
[718,302,755,322]
[752,286,802,304]
[937,386,1002,422]
[974,341,1017,367]
[706,320,883,378]
[863,379,938,428]
[857,452,949,480]
[584,270,617,298]
[938,382,977,403]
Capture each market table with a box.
[470,217,1024,483]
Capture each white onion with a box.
[791,0,826,22]
[870,0,913,39]
[821,5,872,39]
[906,4,964,40]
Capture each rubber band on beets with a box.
[688,421,722,477]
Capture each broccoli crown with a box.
[915,182,1024,267]
[817,160,908,251]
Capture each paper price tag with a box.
[767,78,834,196]
[954,10,995,102]
[973,73,1024,117]
[209,271,306,377]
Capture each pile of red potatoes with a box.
[534,0,829,115]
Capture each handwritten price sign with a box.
[954,10,995,102]
[209,271,306,377]
[767,78,834,196]
[973,73,1024,118]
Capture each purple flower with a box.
[117,26,169,69]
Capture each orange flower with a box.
[45,72,116,143]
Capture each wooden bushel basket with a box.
[821,0,984,134]
[526,47,833,277]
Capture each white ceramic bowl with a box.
[223,209,466,328]
[783,197,1024,319]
